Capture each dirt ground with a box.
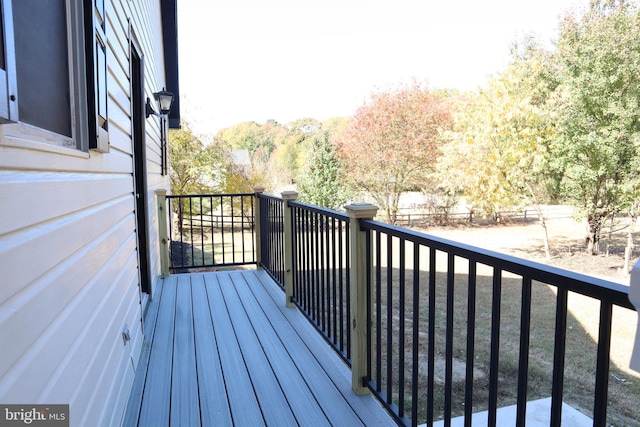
[419,215,640,377]
[409,215,640,425]
[421,216,639,285]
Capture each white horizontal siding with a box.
[0,1,171,426]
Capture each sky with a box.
[177,0,590,137]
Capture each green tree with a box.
[215,121,262,153]
[336,81,453,224]
[298,130,350,210]
[268,119,316,188]
[551,0,640,254]
[169,122,226,233]
[169,122,225,195]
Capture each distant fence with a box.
[394,206,575,227]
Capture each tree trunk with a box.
[624,211,638,273]
[585,215,602,255]
[533,205,551,260]
[522,184,551,259]
[387,193,400,225]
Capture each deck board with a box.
[245,271,390,426]
[137,278,176,427]
[122,279,163,427]
[230,272,332,425]
[217,273,298,426]
[240,271,367,426]
[204,275,266,427]
[171,275,200,426]
[190,274,233,426]
[124,269,396,427]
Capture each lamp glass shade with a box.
[153,91,174,115]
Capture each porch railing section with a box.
[290,200,352,364]
[358,219,635,427]
[160,192,637,427]
[166,193,255,271]
[258,194,285,287]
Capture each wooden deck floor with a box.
[123,269,395,426]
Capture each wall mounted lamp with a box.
[145,89,174,118]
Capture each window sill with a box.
[0,123,90,159]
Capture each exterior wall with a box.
[0,1,169,426]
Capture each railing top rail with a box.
[257,193,284,202]
[166,193,255,199]
[289,200,350,222]
[361,219,634,310]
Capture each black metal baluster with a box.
[346,221,351,361]
[386,233,393,404]
[412,242,420,426]
[376,230,382,391]
[199,196,205,266]
[366,227,373,388]
[551,287,568,427]
[220,198,225,265]
[516,277,533,427]
[240,196,246,263]
[332,217,338,345]
[593,301,613,426]
[338,217,344,352]
[398,239,406,418]
[189,197,195,265]
[321,215,327,333]
[488,270,502,427]
[464,261,477,427]
[444,253,455,426]
[427,247,436,426]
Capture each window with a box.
[0,0,107,152]
[14,0,71,137]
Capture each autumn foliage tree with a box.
[440,41,558,257]
[336,82,453,224]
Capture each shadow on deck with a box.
[123,270,395,426]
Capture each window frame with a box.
[0,0,104,153]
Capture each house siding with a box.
[0,1,170,426]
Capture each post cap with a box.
[155,188,168,196]
[344,202,378,219]
[281,190,299,200]
[253,185,265,194]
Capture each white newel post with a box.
[253,186,265,268]
[281,191,299,308]
[345,202,378,395]
[629,260,640,372]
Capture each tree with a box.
[215,121,263,153]
[439,40,558,258]
[268,119,317,188]
[169,122,226,234]
[297,130,351,210]
[169,122,225,195]
[551,0,640,254]
[336,81,453,224]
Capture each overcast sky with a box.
[178,0,589,137]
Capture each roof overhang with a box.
[161,0,181,129]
